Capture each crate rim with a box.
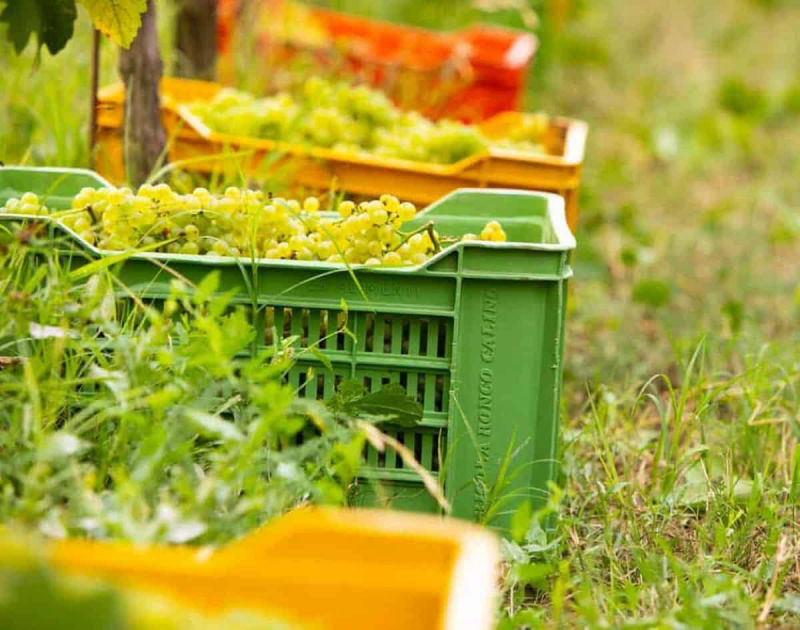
[0,165,113,187]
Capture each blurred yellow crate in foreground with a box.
[95,78,587,229]
[51,508,500,630]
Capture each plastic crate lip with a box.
[0,165,111,182]
[0,165,113,190]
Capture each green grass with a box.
[1,0,800,627]
[0,234,366,544]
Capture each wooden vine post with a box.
[118,0,167,186]
[175,0,218,80]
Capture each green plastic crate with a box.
[0,167,112,208]
[0,166,575,529]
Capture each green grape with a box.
[381,251,403,266]
[73,216,91,232]
[480,220,508,242]
[276,242,291,258]
[211,241,230,256]
[377,225,394,244]
[78,230,96,245]
[1,197,19,213]
[179,242,200,255]
[397,201,416,222]
[2,193,49,216]
[490,112,549,153]
[184,224,200,241]
[411,252,428,265]
[343,247,360,264]
[337,200,355,218]
[18,203,40,215]
[315,240,335,259]
[408,233,427,253]
[368,206,388,226]
[295,247,314,261]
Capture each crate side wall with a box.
[446,276,567,528]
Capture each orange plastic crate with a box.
[442,25,538,121]
[51,508,500,630]
[95,78,586,228]
[217,0,537,123]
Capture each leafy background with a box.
[0,0,146,54]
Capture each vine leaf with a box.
[0,0,77,55]
[77,0,147,48]
[353,385,424,428]
[327,381,423,428]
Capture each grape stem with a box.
[392,221,441,254]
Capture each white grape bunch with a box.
[186,77,547,164]
[1,192,50,216]
[1,186,508,266]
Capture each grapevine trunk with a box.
[118,0,167,186]
[175,0,218,80]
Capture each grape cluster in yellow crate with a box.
[187,77,548,164]
[1,186,507,266]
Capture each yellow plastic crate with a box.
[51,508,500,630]
[95,78,587,229]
